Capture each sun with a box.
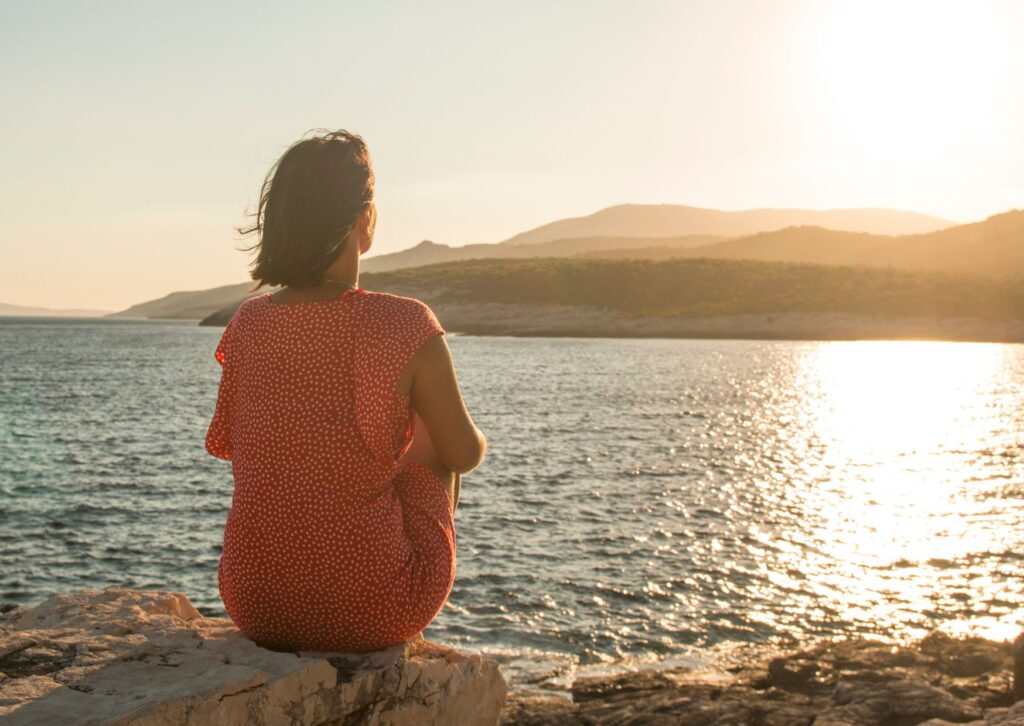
[810,1,1008,168]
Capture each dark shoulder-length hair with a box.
[240,129,374,291]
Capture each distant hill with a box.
[497,204,953,246]
[105,281,277,320]
[674,226,892,266]
[0,302,110,317]
[197,256,1024,344]
[860,209,1024,276]
[358,203,953,272]
[360,257,1024,319]
[361,233,720,273]
[109,234,719,320]
[109,203,972,321]
[672,209,1024,278]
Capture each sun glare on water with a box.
[807,341,1002,463]
[788,341,1021,640]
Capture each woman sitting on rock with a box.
[204,129,486,653]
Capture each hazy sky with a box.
[3,0,1022,310]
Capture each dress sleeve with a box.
[394,298,446,370]
[354,296,445,462]
[205,311,241,461]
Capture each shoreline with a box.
[192,295,1024,344]
[490,623,1023,694]
[25,286,1014,344]
[420,300,1024,344]
[499,629,1024,725]
[5,589,1020,724]
[447,326,1024,344]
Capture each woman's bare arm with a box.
[400,335,486,474]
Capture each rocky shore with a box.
[4,587,1021,725]
[0,588,507,725]
[501,631,1024,725]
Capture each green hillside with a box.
[676,226,888,266]
[361,233,719,273]
[364,257,1024,320]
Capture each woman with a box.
[204,129,486,653]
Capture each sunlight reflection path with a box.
[789,341,1021,641]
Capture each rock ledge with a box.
[0,587,506,725]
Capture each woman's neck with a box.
[325,242,360,288]
[271,237,362,303]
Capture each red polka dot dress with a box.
[204,288,455,653]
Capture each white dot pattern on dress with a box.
[204,289,455,653]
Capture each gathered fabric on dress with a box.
[205,288,455,652]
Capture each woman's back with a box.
[205,288,456,652]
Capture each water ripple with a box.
[1,320,1022,671]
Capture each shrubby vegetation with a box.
[364,256,1024,320]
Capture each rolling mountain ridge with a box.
[361,203,954,272]
[108,204,1014,322]
[361,233,720,273]
[672,209,1024,275]
[496,203,953,246]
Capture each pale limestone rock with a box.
[0,587,506,725]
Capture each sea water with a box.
[2,317,1022,686]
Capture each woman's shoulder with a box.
[237,293,266,314]
[224,294,266,327]
[357,290,444,339]
[358,290,437,319]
